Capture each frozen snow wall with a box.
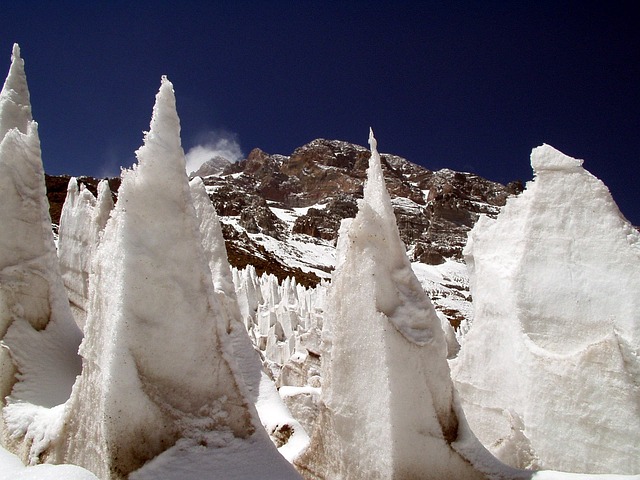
[190,176,236,300]
[295,130,484,480]
[58,77,255,479]
[57,178,113,330]
[452,144,640,474]
[0,44,82,443]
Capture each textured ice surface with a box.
[0,44,31,139]
[57,77,257,478]
[295,130,485,479]
[452,144,640,474]
[57,178,113,329]
[192,176,309,462]
[57,179,97,328]
[2,45,638,480]
[0,44,82,454]
[190,176,237,298]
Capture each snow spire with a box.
[58,77,298,479]
[0,43,82,452]
[363,127,394,219]
[135,75,185,175]
[296,131,485,479]
[190,176,236,298]
[531,143,583,173]
[361,128,434,344]
[0,43,32,138]
[57,178,113,331]
[94,179,114,232]
[452,144,640,473]
[57,178,97,329]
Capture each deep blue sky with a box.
[2,1,638,224]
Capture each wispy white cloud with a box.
[185,130,244,175]
[98,144,132,178]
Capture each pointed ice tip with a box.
[1,41,32,136]
[158,75,175,98]
[134,73,183,171]
[160,74,173,88]
[368,127,377,152]
[531,143,583,173]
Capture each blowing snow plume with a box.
[451,144,640,474]
[294,129,487,480]
[185,129,243,176]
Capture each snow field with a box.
[1,44,639,480]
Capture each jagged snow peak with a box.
[57,177,113,330]
[452,144,640,474]
[134,76,186,176]
[295,130,485,479]
[531,143,583,172]
[362,128,436,346]
[55,76,285,479]
[2,45,640,480]
[190,176,237,298]
[0,44,32,138]
[0,46,84,480]
[0,41,82,418]
[3,65,302,479]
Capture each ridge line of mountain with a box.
[45,138,524,289]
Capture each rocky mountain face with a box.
[200,138,522,277]
[45,138,522,326]
[190,155,232,178]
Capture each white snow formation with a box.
[191,176,310,462]
[295,129,486,479]
[57,177,113,329]
[0,444,98,480]
[0,43,83,458]
[2,44,639,480]
[55,76,299,479]
[235,267,326,375]
[452,144,640,474]
[190,176,236,298]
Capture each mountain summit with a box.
[201,137,521,271]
